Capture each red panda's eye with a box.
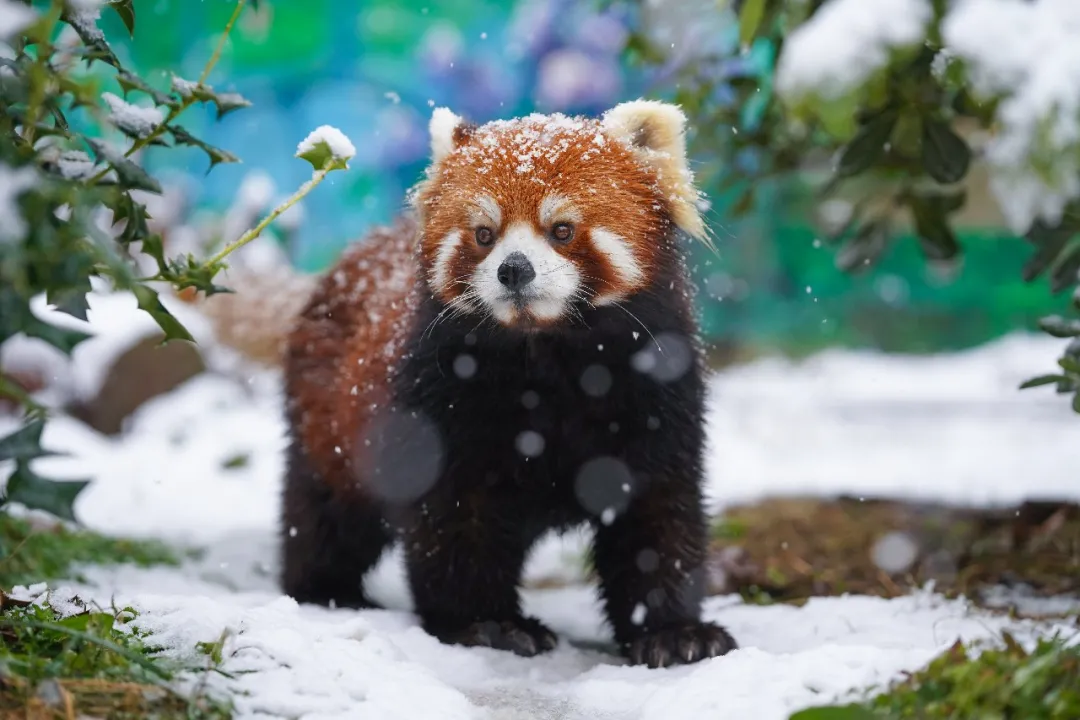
[551,222,574,244]
[475,227,494,247]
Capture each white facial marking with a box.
[474,221,580,323]
[539,193,582,226]
[590,227,644,305]
[470,195,502,228]
[429,230,462,295]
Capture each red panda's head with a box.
[410,101,707,330]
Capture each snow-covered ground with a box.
[3,292,1080,719]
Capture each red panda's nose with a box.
[497,252,536,293]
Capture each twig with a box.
[206,162,334,267]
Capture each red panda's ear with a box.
[429,107,476,164]
[601,100,706,241]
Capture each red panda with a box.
[281,100,736,668]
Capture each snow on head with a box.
[296,125,357,162]
[942,0,1080,233]
[775,0,932,101]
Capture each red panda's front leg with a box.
[401,485,558,657]
[591,476,737,668]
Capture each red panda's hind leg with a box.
[280,439,393,609]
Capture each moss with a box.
[707,497,1080,610]
[0,514,179,591]
[792,635,1080,719]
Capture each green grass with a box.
[791,635,1080,719]
[0,513,180,590]
[0,589,232,718]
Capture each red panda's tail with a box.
[176,265,316,368]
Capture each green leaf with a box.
[85,138,162,194]
[131,285,194,343]
[47,282,92,322]
[4,461,90,523]
[1050,243,1080,294]
[909,193,961,261]
[1073,390,1080,413]
[1023,221,1073,282]
[115,70,174,108]
[1038,315,1080,338]
[738,0,766,46]
[22,316,92,356]
[922,119,971,184]
[789,706,877,720]
[1019,374,1069,390]
[108,0,135,37]
[296,137,350,172]
[1059,356,1080,374]
[836,109,897,178]
[212,91,252,119]
[0,419,59,463]
[169,125,241,171]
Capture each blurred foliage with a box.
[0,513,178,591]
[620,0,1080,411]
[791,635,1080,719]
[0,0,347,522]
[707,497,1080,608]
[0,590,230,718]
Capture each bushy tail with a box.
[176,265,316,368]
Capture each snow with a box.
[0,161,38,244]
[296,125,357,162]
[774,0,931,101]
[102,91,165,139]
[0,0,37,41]
[943,0,1080,233]
[3,292,1079,718]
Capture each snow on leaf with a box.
[295,125,356,172]
[775,0,931,102]
[0,162,39,244]
[102,91,164,139]
[0,0,38,41]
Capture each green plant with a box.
[0,512,179,590]
[792,634,1080,719]
[0,0,355,522]
[0,588,232,718]
[620,0,1080,410]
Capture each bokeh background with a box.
[94,0,1059,358]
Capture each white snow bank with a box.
[705,333,1080,510]
[23,575,1076,720]
[775,0,931,101]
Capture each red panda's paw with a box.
[430,616,559,657]
[625,621,737,669]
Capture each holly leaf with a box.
[131,285,194,343]
[22,316,92,356]
[4,461,89,523]
[108,0,135,37]
[85,138,162,194]
[789,706,877,720]
[212,91,252,119]
[169,125,240,171]
[0,419,59,463]
[1019,374,1069,390]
